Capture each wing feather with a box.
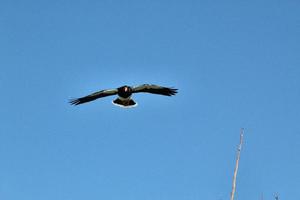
[132,84,178,96]
[69,89,118,105]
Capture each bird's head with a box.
[119,85,132,94]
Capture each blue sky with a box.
[1,0,300,199]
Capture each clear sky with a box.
[1,0,300,200]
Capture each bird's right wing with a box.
[69,89,118,105]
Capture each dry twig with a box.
[230,128,244,200]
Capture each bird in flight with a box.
[69,84,178,108]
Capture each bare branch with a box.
[230,128,244,200]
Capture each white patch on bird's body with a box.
[112,101,138,108]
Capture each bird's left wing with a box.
[132,84,178,96]
[69,89,118,105]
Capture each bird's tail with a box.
[112,98,137,108]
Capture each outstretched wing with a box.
[132,84,178,96]
[69,89,118,105]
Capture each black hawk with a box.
[69,84,178,108]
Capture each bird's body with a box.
[70,84,177,108]
[113,85,137,108]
